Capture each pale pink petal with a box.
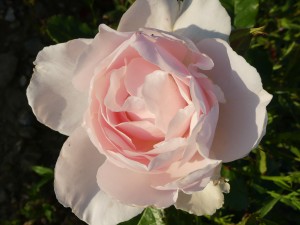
[174,0,231,42]
[148,138,187,171]
[156,156,220,192]
[97,160,178,208]
[116,121,164,151]
[124,58,159,96]
[180,106,219,164]
[104,66,129,111]
[54,127,143,225]
[172,75,192,104]
[166,104,195,140]
[195,106,219,158]
[73,24,133,91]
[132,32,190,77]
[27,39,90,135]
[142,71,186,132]
[118,0,180,32]
[197,39,272,162]
[122,96,155,122]
[190,77,212,115]
[175,181,226,216]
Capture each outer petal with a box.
[97,160,178,208]
[175,181,226,216]
[118,0,180,32]
[197,39,272,162]
[55,127,143,225]
[173,0,231,42]
[27,39,90,135]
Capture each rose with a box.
[27,0,272,225]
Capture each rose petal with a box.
[175,181,226,216]
[148,138,187,170]
[124,58,159,97]
[180,106,219,165]
[142,70,186,132]
[97,160,178,208]
[122,96,155,122]
[116,120,164,151]
[132,32,190,77]
[104,66,128,111]
[73,24,133,91]
[197,38,272,162]
[166,104,195,140]
[118,0,180,32]
[54,127,143,225]
[156,155,221,193]
[27,39,90,135]
[174,0,231,42]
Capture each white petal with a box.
[27,39,90,135]
[197,39,272,162]
[175,181,226,216]
[118,0,180,32]
[54,127,143,225]
[174,0,231,42]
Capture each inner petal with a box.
[142,71,187,132]
[124,58,159,97]
[116,121,164,152]
[104,66,129,111]
[122,96,155,123]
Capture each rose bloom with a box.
[27,0,272,224]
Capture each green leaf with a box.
[234,0,259,28]
[238,214,258,225]
[257,197,280,218]
[257,149,267,174]
[137,207,166,225]
[46,15,96,43]
[32,166,54,177]
[267,190,300,211]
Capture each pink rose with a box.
[27,0,272,225]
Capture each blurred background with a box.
[0,0,299,224]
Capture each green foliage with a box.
[46,15,96,43]
[233,0,259,28]
[137,208,166,225]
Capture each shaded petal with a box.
[174,0,231,42]
[97,160,178,208]
[54,127,143,225]
[118,0,180,32]
[175,181,226,216]
[197,39,272,162]
[27,39,90,135]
